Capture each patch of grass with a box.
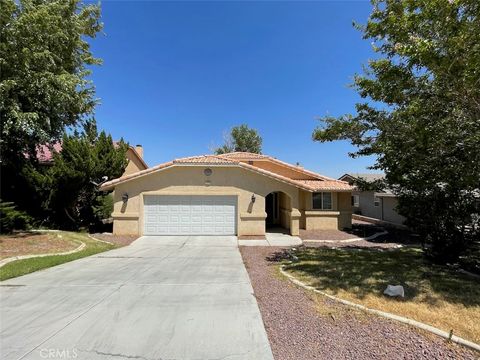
[285,247,480,344]
[0,232,115,281]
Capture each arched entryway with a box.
[265,191,292,234]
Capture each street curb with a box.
[303,230,389,243]
[280,264,480,353]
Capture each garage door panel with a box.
[145,214,157,222]
[191,207,203,214]
[145,225,156,234]
[157,216,169,224]
[144,195,236,235]
[191,225,202,233]
[191,216,202,224]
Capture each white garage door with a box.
[143,195,237,235]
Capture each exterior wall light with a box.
[122,193,129,203]
[251,194,256,203]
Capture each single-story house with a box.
[35,143,148,177]
[100,152,353,237]
[339,173,405,225]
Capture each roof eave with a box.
[237,163,314,192]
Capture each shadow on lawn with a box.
[351,223,421,245]
[268,247,480,307]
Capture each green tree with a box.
[45,123,128,230]
[0,200,32,233]
[215,124,263,154]
[0,0,102,161]
[0,0,102,216]
[312,0,480,264]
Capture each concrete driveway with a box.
[0,236,274,360]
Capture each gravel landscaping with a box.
[240,246,478,360]
[90,233,138,247]
[301,220,421,250]
[299,228,361,240]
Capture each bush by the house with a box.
[0,200,32,233]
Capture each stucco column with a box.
[290,208,301,236]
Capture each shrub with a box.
[0,200,32,233]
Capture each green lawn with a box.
[0,232,115,281]
[285,247,480,344]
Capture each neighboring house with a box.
[339,173,405,226]
[35,143,148,178]
[121,145,148,177]
[100,152,353,237]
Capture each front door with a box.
[265,192,278,227]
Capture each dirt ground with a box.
[0,232,79,259]
[90,233,138,247]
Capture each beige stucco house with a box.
[122,145,148,177]
[100,152,353,237]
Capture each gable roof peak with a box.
[217,152,268,159]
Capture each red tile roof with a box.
[218,152,269,160]
[101,161,174,188]
[173,155,236,164]
[100,152,352,192]
[294,180,352,191]
[217,152,337,181]
[35,143,63,164]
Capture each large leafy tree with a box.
[45,123,128,230]
[215,124,263,154]
[313,0,480,264]
[0,0,102,220]
[0,0,102,163]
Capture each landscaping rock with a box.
[384,285,405,298]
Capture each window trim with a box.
[312,192,333,210]
[374,196,380,207]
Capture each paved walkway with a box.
[0,236,273,360]
[238,232,303,247]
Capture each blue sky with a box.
[90,1,378,178]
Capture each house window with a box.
[374,196,380,207]
[312,192,333,210]
[352,195,360,207]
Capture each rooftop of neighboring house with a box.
[34,141,147,169]
[34,142,64,164]
[338,173,385,183]
[338,172,399,197]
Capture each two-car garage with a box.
[143,195,237,235]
